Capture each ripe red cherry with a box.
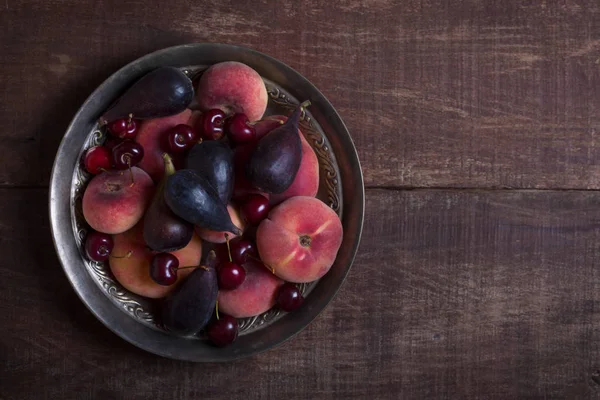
[241,194,270,225]
[107,116,138,139]
[112,140,144,170]
[218,261,246,290]
[201,109,226,140]
[166,124,197,153]
[84,231,114,262]
[228,237,257,265]
[149,253,179,286]
[226,113,256,144]
[84,146,111,174]
[207,315,238,347]
[277,283,304,312]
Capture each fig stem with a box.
[128,160,135,187]
[224,233,232,262]
[161,153,176,177]
[152,154,175,205]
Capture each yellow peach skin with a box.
[109,223,202,299]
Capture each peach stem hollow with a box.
[299,235,311,247]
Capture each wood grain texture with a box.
[3,0,600,399]
[3,189,600,399]
[1,0,600,188]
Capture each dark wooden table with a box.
[2,1,600,398]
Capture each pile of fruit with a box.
[79,62,343,347]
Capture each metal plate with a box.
[49,43,364,362]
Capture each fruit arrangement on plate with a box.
[77,61,343,347]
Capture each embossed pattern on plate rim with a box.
[49,43,364,362]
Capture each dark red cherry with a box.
[112,140,144,170]
[166,124,197,153]
[240,194,270,225]
[84,231,114,262]
[207,315,238,347]
[226,113,256,144]
[228,237,257,265]
[201,109,226,140]
[84,146,111,174]
[149,253,179,286]
[218,262,246,290]
[107,116,138,139]
[277,283,304,312]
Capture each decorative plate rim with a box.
[49,43,364,362]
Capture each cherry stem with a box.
[247,254,275,274]
[176,266,197,271]
[215,300,220,320]
[98,167,108,173]
[110,250,132,259]
[224,233,232,262]
[128,160,134,187]
[249,120,283,127]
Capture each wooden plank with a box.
[1,1,600,189]
[3,188,600,398]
